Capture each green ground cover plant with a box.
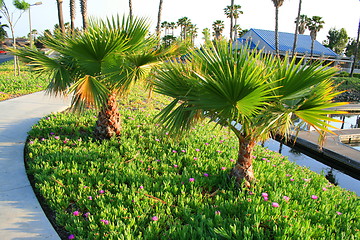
[25,87,359,239]
[0,61,48,101]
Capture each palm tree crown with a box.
[306,16,325,57]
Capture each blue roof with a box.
[239,28,338,57]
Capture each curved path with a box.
[0,91,70,240]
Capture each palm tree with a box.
[0,16,8,44]
[169,22,176,36]
[56,0,65,33]
[12,15,181,140]
[292,0,302,57]
[154,40,345,187]
[350,20,360,77]
[297,14,308,34]
[156,0,164,37]
[129,0,133,19]
[212,20,224,39]
[306,16,325,58]
[80,0,88,29]
[177,17,191,40]
[70,0,76,32]
[161,21,169,36]
[271,0,285,55]
[224,3,243,41]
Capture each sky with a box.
[1,0,359,46]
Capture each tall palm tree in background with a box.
[70,0,76,32]
[292,0,302,57]
[224,3,243,41]
[80,0,88,29]
[271,0,285,55]
[177,17,191,40]
[230,0,234,40]
[56,0,65,33]
[212,20,224,39]
[306,16,325,58]
[154,40,345,187]
[129,0,132,19]
[12,15,181,140]
[297,14,308,34]
[156,0,163,38]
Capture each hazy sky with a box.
[1,0,359,45]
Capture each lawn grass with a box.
[0,61,48,101]
[25,87,359,240]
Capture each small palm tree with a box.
[271,0,285,55]
[12,15,181,140]
[212,20,224,39]
[69,0,76,32]
[297,14,308,34]
[154,41,345,187]
[306,16,325,58]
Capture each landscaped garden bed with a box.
[0,61,48,101]
[25,87,359,239]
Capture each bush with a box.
[25,87,359,239]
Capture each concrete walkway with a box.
[0,91,71,240]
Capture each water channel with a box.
[264,113,360,196]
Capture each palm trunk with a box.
[350,20,360,77]
[292,0,302,57]
[129,0,133,19]
[230,0,234,41]
[233,17,238,41]
[310,39,314,58]
[156,0,163,38]
[94,93,122,140]
[70,0,76,32]
[230,138,256,188]
[56,0,65,34]
[275,6,279,55]
[80,0,88,30]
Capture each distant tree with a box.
[161,21,169,36]
[306,16,325,58]
[237,28,249,37]
[70,0,76,32]
[292,0,302,56]
[224,4,243,41]
[162,34,176,47]
[349,20,360,77]
[0,16,8,44]
[271,0,285,55]
[297,14,308,34]
[323,28,349,54]
[177,17,191,40]
[187,23,198,44]
[202,27,212,46]
[212,20,224,39]
[80,0,88,29]
[168,22,176,36]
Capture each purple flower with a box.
[63,140,67,144]
[263,197,269,201]
[283,196,290,201]
[290,178,295,181]
[193,157,198,160]
[29,141,34,144]
[72,211,80,216]
[68,234,75,239]
[151,216,159,221]
[181,150,186,152]
[54,136,60,140]
[261,193,268,198]
[248,191,254,195]
[322,187,328,191]
[99,190,105,194]
[336,211,342,215]
[173,164,178,168]
[272,202,279,207]
[139,186,144,189]
[189,178,195,182]
[50,132,54,135]
[215,210,221,215]
[230,159,235,162]
[203,173,209,177]
[84,212,90,218]
[100,219,109,225]
[195,149,200,152]
[88,196,92,200]
[172,150,177,153]
[286,174,292,177]
[221,167,226,170]
[205,143,209,145]
[40,138,45,141]
[311,195,318,200]
[303,178,311,182]
[155,139,160,142]
[262,158,267,161]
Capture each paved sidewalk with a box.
[0,91,71,240]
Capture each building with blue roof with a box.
[234,28,338,57]
[233,28,358,73]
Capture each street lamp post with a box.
[29,2,42,48]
